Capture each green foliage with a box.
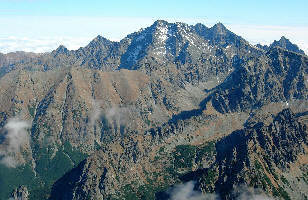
[203,169,216,185]
[173,145,196,169]
[158,146,165,154]
[145,119,151,126]
[272,187,280,197]
[122,184,138,200]
[303,171,308,184]
[260,179,268,190]
[35,141,87,184]
[34,146,74,197]
[137,184,156,199]
[165,166,177,178]
[29,185,52,200]
[30,142,86,199]
[154,146,166,161]
[63,141,87,165]
[253,160,272,191]
[120,175,171,200]
[195,142,216,164]
[281,176,290,186]
[252,159,292,200]
[0,164,38,200]
[272,171,279,180]
[278,186,291,200]
[94,140,101,151]
[254,160,263,171]
[263,174,272,185]
[164,142,217,186]
[27,105,35,118]
[72,108,82,121]
[197,142,216,155]
[0,139,88,199]
[253,162,291,200]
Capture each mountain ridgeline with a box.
[256,36,306,55]
[0,20,307,200]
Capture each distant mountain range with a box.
[0,20,305,75]
[0,20,307,200]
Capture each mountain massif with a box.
[0,20,307,200]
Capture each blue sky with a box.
[1,0,307,25]
[0,0,308,53]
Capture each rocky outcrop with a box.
[271,36,306,55]
[11,186,29,200]
[256,36,306,55]
[197,109,307,199]
[210,47,308,113]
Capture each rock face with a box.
[270,36,306,55]
[256,36,306,55]
[0,51,38,78]
[198,109,308,199]
[11,186,29,200]
[210,47,308,113]
[0,20,307,200]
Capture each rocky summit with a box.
[0,20,307,200]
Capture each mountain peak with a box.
[270,36,305,55]
[151,20,170,32]
[52,45,69,56]
[56,45,68,52]
[215,22,225,27]
[92,35,110,43]
[194,23,209,35]
[276,36,290,45]
[153,19,169,26]
[85,35,114,50]
[151,20,171,42]
[211,22,228,34]
[280,36,287,40]
[194,23,208,29]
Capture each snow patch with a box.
[157,25,168,43]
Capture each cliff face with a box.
[256,36,306,56]
[198,109,308,199]
[10,186,29,200]
[0,20,307,200]
[210,48,308,113]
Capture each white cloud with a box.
[0,36,91,53]
[0,155,18,168]
[89,99,102,127]
[232,185,275,200]
[0,118,31,168]
[167,182,275,200]
[226,24,308,54]
[0,16,156,53]
[105,106,136,127]
[168,181,218,200]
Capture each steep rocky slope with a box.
[209,47,308,113]
[0,20,307,200]
[198,108,308,199]
[256,36,306,56]
[0,51,39,78]
[49,108,307,200]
